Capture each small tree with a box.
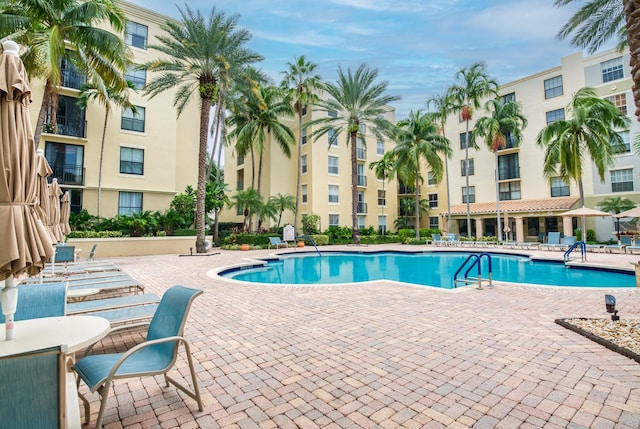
[301,213,320,235]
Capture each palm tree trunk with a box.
[624,0,640,120]
[494,151,502,241]
[97,113,109,219]
[414,170,420,240]
[351,131,360,245]
[294,111,303,234]
[464,118,472,237]
[250,146,256,189]
[206,97,223,181]
[34,83,54,149]
[196,96,212,253]
[442,123,452,232]
[213,113,227,244]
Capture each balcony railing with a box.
[61,68,86,90]
[50,165,85,186]
[356,148,366,160]
[357,202,368,214]
[357,175,367,187]
[398,185,417,195]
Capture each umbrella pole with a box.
[1,276,17,340]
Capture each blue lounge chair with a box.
[73,285,204,428]
[0,282,68,321]
[605,235,633,253]
[431,233,446,246]
[268,237,288,249]
[446,233,461,246]
[540,232,561,250]
[555,235,576,251]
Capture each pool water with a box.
[220,251,636,289]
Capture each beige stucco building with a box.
[30,1,199,218]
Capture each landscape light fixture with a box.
[605,294,619,321]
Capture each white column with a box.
[515,217,524,243]
[562,216,574,238]
[474,218,484,239]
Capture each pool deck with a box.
[85,244,640,428]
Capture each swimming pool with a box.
[218,251,636,289]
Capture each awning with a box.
[450,197,580,216]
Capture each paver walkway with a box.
[81,245,640,428]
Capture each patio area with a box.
[85,245,640,428]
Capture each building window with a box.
[427,171,437,186]
[544,76,563,99]
[461,159,474,176]
[428,193,438,208]
[121,106,145,132]
[328,155,338,175]
[359,123,366,134]
[125,20,148,49]
[501,92,516,104]
[377,139,384,155]
[499,181,521,200]
[125,66,146,90]
[48,95,86,138]
[498,153,519,180]
[377,189,386,206]
[301,127,307,145]
[302,104,307,115]
[120,147,144,175]
[44,142,84,186]
[356,137,366,160]
[237,154,244,165]
[546,108,565,124]
[328,110,337,117]
[606,93,628,116]
[550,177,570,197]
[357,163,367,187]
[301,184,308,203]
[618,130,631,153]
[328,185,339,203]
[60,54,86,90]
[462,186,475,204]
[429,216,439,229]
[358,215,366,230]
[118,191,142,215]
[611,168,634,192]
[301,154,308,174]
[63,188,83,214]
[329,214,339,226]
[601,57,624,83]
[328,128,337,146]
[378,215,387,234]
[236,170,244,190]
[460,132,471,149]
[357,191,367,213]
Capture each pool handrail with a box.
[453,252,493,289]
[564,241,586,263]
[296,235,321,256]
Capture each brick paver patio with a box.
[81,245,640,428]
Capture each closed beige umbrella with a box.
[35,148,56,244]
[0,41,55,339]
[60,190,71,237]
[47,178,63,243]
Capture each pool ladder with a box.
[564,241,586,263]
[296,235,321,256]
[453,253,493,289]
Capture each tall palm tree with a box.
[393,110,451,240]
[227,84,295,198]
[448,63,499,237]
[139,6,262,253]
[76,79,136,219]
[280,56,322,234]
[426,91,455,233]
[311,64,399,245]
[231,187,263,232]
[269,193,296,230]
[369,151,396,230]
[473,99,528,241]
[0,0,130,147]
[536,87,630,207]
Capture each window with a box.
[601,57,624,83]
[377,139,384,155]
[63,188,83,214]
[459,132,471,149]
[378,215,387,234]
[329,214,339,226]
[544,76,563,99]
[118,191,142,215]
[606,93,628,115]
[357,163,366,186]
[60,54,86,90]
[462,186,475,203]
[427,171,437,186]
[49,95,86,138]
[328,155,338,175]
[44,142,84,186]
[428,193,438,208]
[237,154,244,165]
[301,127,307,145]
[611,168,634,192]
[328,110,337,117]
[461,159,474,176]
[359,123,366,134]
[301,184,308,203]
[236,170,244,190]
[120,147,144,175]
[499,181,521,200]
[328,185,339,203]
[125,66,146,90]
[302,104,307,115]
[121,106,145,132]
[550,177,570,197]
[377,189,386,206]
[356,137,366,160]
[429,216,439,229]
[125,20,148,49]
[357,191,366,213]
[301,155,308,174]
[501,92,516,104]
[546,108,565,124]
[618,130,631,153]
[498,153,519,180]
[328,128,337,146]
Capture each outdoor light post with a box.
[605,294,619,321]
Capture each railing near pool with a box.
[296,235,321,256]
[453,252,493,289]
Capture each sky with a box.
[127,0,600,119]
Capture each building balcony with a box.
[61,68,87,90]
[357,202,368,214]
[357,175,367,187]
[50,165,85,186]
[356,148,366,160]
[398,185,417,195]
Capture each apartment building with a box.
[440,47,640,242]
[29,1,199,218]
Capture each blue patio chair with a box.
[540,232,561,250]
[605,235,633,253]
[431,233,446,246]
[447,233,461,246]
[0,282,67,321]
[268,236,288,249]
[72,285,204,428]
[0,345,68,428]
[556,235,576,251]
[54,244,76,263]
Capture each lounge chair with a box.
[555,235,576,251]
[67,277,144,295]
[627,240,640,254]
[73,285,204,428]
[268,237,288,249]
[585,243,605,253]
[605,235,633,253]
[540,232,561,250]
[446,233,461,246]
[66,293,160,315]
[1,282,68,321]
[431,233,446,246]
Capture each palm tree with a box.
[269,193,296,230]
[139,6,262,253]
[311,64,399,245]
[448,63,499,237]
[76,79,136,219]
[473,99,528,241]
[598,196,636,239]
[280,56,322,234]
[537,87,630,208]
[369,151,396,229]
[426,91,455,233]
[227,84,295,197]
[393,110,451,240]
[230,188,263,232]
[0,0,130,147]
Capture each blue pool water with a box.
[220,251,636,289]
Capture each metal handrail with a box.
[296,235,321,256]
[453,252,492,289]
[564,241,586,263]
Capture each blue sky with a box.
[128,0,596,119]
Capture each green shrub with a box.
[174,228,197,236]
[325,226,352,240]
[361,234,402,244]
[309,234,329,246]
[360,226,376,236]
[67,230,122,238]
[398,229,415,241]
[406,238,425,245]
[223,234,270,246]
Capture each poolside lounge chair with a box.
[73,285,204,428]
[605,235,633,253]
[555,235,576,251]
[446,233,461,246]
[268,237,288,249]
[431,233,446,246]
[540,232,561,250]
[585,243,605,252]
